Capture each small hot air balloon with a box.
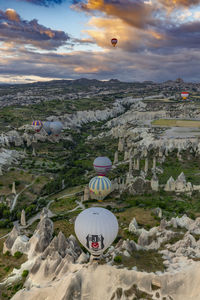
[93,156,112,176]
[111,38,117,47]
[181,92,189,100]
[74,207,118,257]
[50,121,63,136]
[43,121,52,135]
[32,120,43,132]
[89,176,112,201]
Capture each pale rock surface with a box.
[175,172,187,192]
[124,150,129,161]
[118,138,124,152]
[152,156,156,170]
[144,157,149,173]
[3,225,20,254]
[113,151,118,164]
[21,209,26,226]
[151,174,159,191]
[152,207,162,218]
[136,157,140,170]
[12,262,200,300]
[11,235,29,255]
[28,215,54,259]
[83,186,90,201]
[12,182,16,194]
[128,217,139,233]
[164,176,175,192]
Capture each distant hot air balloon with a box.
[32,120,43,132]
[43,121,52,135]
[93,157,112,176]
[49,121,63,136]
[181,92,189,100]
[111,38,118,47]
[89,176,112,201]
[74,207,118,257]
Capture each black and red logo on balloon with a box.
[86,234,104,251]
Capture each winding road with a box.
[10,178,38,212]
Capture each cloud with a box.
[19,0,65,7]
[72,0,156,29]
[0,9,69,50]
[158,0,200,9]
[0,41,199,83]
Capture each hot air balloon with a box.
[93,157,112,176]
[32,120,43,132]
[74,207,118,257]
[43,121,52,135]
[89,176,112,201]
[49,121,63,136]
[111,38,117,47]
[181,92,189,100]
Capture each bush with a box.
[22,270,29,278]
[114,255,122,263]
[4,251,11,257]
[4,266,10,272]
[14,251,23,259]
[15,181,20,187]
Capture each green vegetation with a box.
[0,238,26,282]
[50,196,77,214]
[113,250,165,272]
[21,270,29,278]
[14,252,23,259]
[114,255,122,263]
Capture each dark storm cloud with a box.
[0,9,69,50]
[20,0,65,6]
[164,21,200,49]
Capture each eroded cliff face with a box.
[2,211,200,300]
[11,261,200,300]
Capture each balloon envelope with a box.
[93,156,112,176]
[74,207,118,256]
[32,120,43,132]
[181,92,189,100]
[111,38,117,47]
[43,121,52,135]
[89,176,112,201]
[50,121,63,136]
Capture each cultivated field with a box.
[152,119,200,127]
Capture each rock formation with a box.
[113,151,118,164]
[151,174,159,191]
[144,157,149,173]
[21,209,26,226]
[164,176,175,192]
[12,181,16,194]
[83,186,90,201]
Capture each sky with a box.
[0,0,200,83]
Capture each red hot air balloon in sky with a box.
[111,38,118,47]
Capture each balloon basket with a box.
[90,254,102,262]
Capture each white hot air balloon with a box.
[75,207,118,258]
[43,121,52,135]
[50,121,63,136]
[93,156,112,176]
